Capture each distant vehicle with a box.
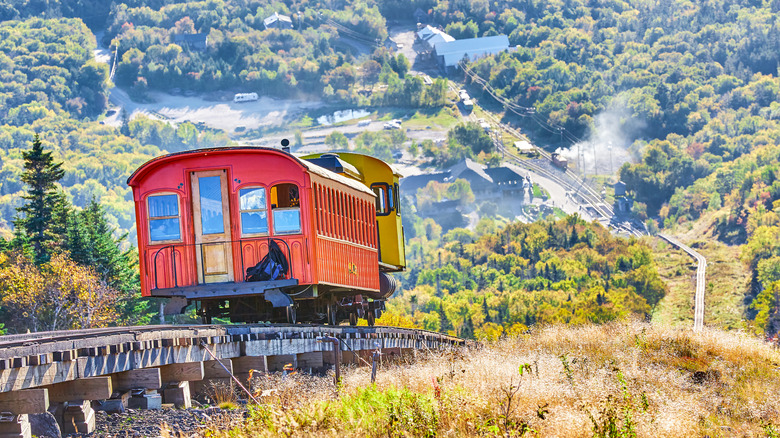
[459,90,470,100]
[234,92,259,103]
[551,152,568,169]
[392,150,403,159]
[462,99,474,111]
[480,122,490,132]
[357,119,371,127]
[384,121,401,130]
[105,109,116,117]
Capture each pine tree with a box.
[438,305,452,334]
[14,135,66,264]
[120,108,130,136]
[67,199,135,293]
[482,297,491,323]
[65,199,147,324]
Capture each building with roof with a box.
[514,140,536,155]
[484,166,527,197]
[264,12,294,30]
[173,33,208,51]
[445,158,494,195]
[433,35,510,72]
[401,158,529,201]
[613,180,633,213]
[415,25,455,52]
[400,158,531,231]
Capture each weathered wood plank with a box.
[158,362,204,384]
[202,359,233,379]
[44,377,112,403]
[232,356,267,374]
[0,388,49,414]
[112,369,161,391]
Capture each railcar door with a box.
[191,170,234,284]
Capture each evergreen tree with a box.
[482,298,491,323]
[65,199,148,325]
[120,108,130,136]
[14,135,66,264]
[67,199,136,293]
[438,305,452,334]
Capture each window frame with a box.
[394,182,401,216]
[146,192,183,244]
[238,185,270,237]
[270,183,303,235]
[371,183,393,216]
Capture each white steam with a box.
[554,103,644,178]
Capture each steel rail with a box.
[481,110,644,237]
[0,323,465,350]
[658,233,707,332]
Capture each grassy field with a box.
[195,321,780,437]
[651,217,751,331]
[692,240,750,330]
[402,107,461,130]
[651,238,697,327]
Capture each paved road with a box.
[658,233,707,332]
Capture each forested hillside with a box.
[435,0,780,336]
[2,0,780,336]
[0,17,234,236]
[380,215,667,339]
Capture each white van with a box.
[233,92,259,103]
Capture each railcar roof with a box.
[127,146,375,196]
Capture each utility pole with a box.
[608,141,614,176]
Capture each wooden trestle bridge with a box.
[0,324,465,437]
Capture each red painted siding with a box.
[129,148,379,297]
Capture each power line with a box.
[459,60,585,144]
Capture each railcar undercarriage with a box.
[194,293,386,326]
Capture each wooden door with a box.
[191,170,234,284]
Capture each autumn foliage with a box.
[0,252,121,332]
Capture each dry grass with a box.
[651,238,696,327]
[201,321,780,438]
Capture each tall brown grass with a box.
[205,321,780,437]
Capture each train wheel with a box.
[366,310,376,327]
[286,306,297,324]
[349,311,358,326]
[327,303,338,326]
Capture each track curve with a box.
[657,234,707,332]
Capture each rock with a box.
[29,412,62,438]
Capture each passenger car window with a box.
[148,194,181,242]
[371,183,391,216]
[271,183,301,234]
[239,187,268,235]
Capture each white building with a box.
[415,25,454,52]
[433,35,510,72]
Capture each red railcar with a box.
[128,147,397,325]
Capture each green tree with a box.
[67,199,136,293]
[14,135,66,264]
